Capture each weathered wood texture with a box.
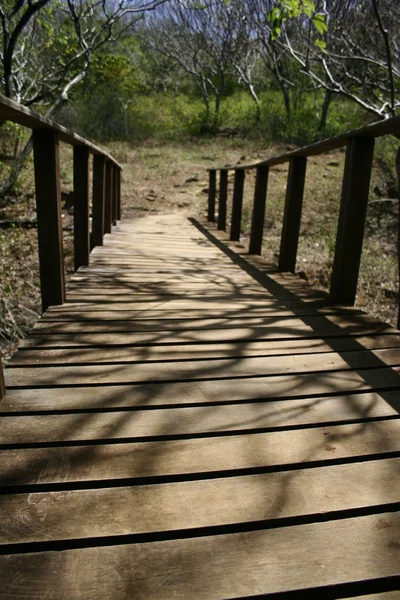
[104,161,113,235]
[230,168,245,241]
[73,146,90,271]
[91,155,106,248]
[218,169,228,231]
[207,169,216,222]
[1,214,400,599]
[0,359,5,400]
[331,136,375,304]
[279,156,307,272]
[249,165,269,254]
[32,129,65,311]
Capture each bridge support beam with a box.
[92,155,106,248]
[279,157,307,272]
[230,169,245,241]
[104,161,113,234]
[112,165,118,226]
[73,146,90,271]
[207,169,216,222]
[117,168,122,221]
[218,170,228,231]
[33,129,65,311]
[249,165,269,255]
[331,136,375,304]
[0,359,5,400]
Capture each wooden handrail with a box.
[0,95,123,399]
[209,114,400,172]
[207,116,400,321]
[0,94,122,168]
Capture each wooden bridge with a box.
[0,95,400,598]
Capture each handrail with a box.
[210,114,400,171]
[206,115,400,331]
[0,94,123,400]
[0,94,122,168]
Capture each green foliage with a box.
[268,0,327,49]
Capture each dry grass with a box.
[0,136,398,361]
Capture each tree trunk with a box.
[0,136,33,198]
[320,90,333,130]
[248,83,261,122]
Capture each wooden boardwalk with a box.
[1,214,400,599]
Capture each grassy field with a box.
[0,135,399,360]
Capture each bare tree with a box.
[271,0,400,119]
[0,0,169,196]
[146,0,262,126]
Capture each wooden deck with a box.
[1,214,400,599]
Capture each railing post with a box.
[331,136,375,304]
[32,129,65,311]
[208,169,216,222]
[249,165,269,255]
[112,165,118,226]
[278,156,307,272]
[92,155,106,248]
[73,145,90,271]
[104,161,113,234]
[218,170,228,231]
[117,168,122,221]
[230,169,245,241]
[0,359,5,400]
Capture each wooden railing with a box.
[0,95,122,399]
[207,115,400,308]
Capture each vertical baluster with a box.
[104,161,113,234]
[0,359,5,400]
[331,136,375,304]
[92,155,106,248]
[112,165,118,226]
[249,165,269,255]
[117,168,122,221]
[32,129,65,311]
[73,145,90,271]
[278,156,307,272]
[92,154,106,248]
[218,170,228,231]
[208,169,216,222]
[230,169,245,241]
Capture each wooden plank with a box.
[217,169,228,231]
[0,513,399,599]
[331,137,375,304]
[0,392,398,442]
[207,169,216,222]
[1,459,399,544]
[5,348,400,389]
[230,169,245,241]
[29,313,398,335]
[9,335,400,366]
[73,146,90,271]
[249,165,269,255]
[91,155,105,248]
[1,420,400,485]
[32,129,65,311]
[352,594,400,600]
[4,368,400,411]
[41,306,359,321]
[278,156,307,272]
